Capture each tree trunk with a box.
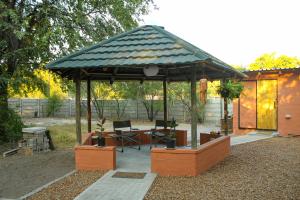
[0,81,9,141]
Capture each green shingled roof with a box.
[46,25,246,81]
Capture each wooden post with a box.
[75,73,82,145]
[87,78,92,133]
[191,67,197,149]
[163,79,168,128]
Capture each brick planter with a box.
[75,145,116,171]
[151,136,230,176]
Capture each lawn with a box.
[48,124,97,149]
[145,137,300,200]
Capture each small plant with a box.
[217,80,244,101]
[95,118,106,146]
[168,118,178,139]
[96,118,106,137]
[217,80,244,135]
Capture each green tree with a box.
[0,0,154,141]
[249,53,300,70]
[139,82,163,121]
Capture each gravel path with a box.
[145,137,300,200]
[29,171,106,200]
[0,150,74,199]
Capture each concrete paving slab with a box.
[74,170,156,200]
[231,133,273,146]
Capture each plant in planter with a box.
[166,118,178,149]
[217,80,243,135]
[95,118,106,146]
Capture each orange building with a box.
[233,67,300,136]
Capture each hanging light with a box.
[143,66,159,77]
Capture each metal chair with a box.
[112,120,141,152]
[150,120,172,148]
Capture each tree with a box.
[168,82,205,123]
[139,82,163,121]
[0,0,154,142]
[249,53,300,70]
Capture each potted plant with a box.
[217,80,243,135]
[166,118,178,149]
[95,118,106,146]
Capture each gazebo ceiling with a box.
[46,25,246,81]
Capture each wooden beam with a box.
[191,66,197,149]
[87,78,92,133]
[75,72,82,145]
[163,79,168,128]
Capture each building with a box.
[233,67,300,136]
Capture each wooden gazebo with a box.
[47,25,245,149]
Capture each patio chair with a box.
[150,120,173,148]
[112,120,141,152]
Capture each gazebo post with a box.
[87,78,92,133]
[75,72,82,145]
[191,67,197,149]
[163,79,168,128]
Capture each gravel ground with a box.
[145,137,300,200]
[0,150,74,199]
[29,171,105,200]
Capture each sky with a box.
[140,0,300,67]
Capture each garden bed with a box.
[28,170,105,200]
[145,137,300,200]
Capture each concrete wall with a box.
[8,97,232,124]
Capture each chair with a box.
[150,120,173,148]
[112,120,141,152]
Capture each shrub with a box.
[0,108,24,143]
[46,94,63,117]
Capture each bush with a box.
[46,94,63,117]
[0,108,24,143]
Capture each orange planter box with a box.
[151,136,230,176]
[75,145,116,171]
[102,129,187,147]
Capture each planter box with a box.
[75,145,116,171]
[151,136,230,176]
[200,133,221,145]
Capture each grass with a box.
[48,124,97,149]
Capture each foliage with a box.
[46,94,63,117]
[0,0,154,142]
[0,108,24,143]
[91,82,112,119]
[217,80,244,101]
[110,82,134,120]
[9,69,69,98]
[168,82,205,123]
[138,82,163,121]
[249,53,300,70]
[96,118,106,138]
[168,118,178,139]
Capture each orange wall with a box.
[151,136,230,176]
[233,71,300,135]
[75,146,116,171]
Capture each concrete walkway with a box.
[231,132,273,146]
[75,145,156,200]
[75,170,156,200]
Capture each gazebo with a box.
[47,25,245,150]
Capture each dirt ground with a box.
[145,137,300,200]
[0,150,74,199]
